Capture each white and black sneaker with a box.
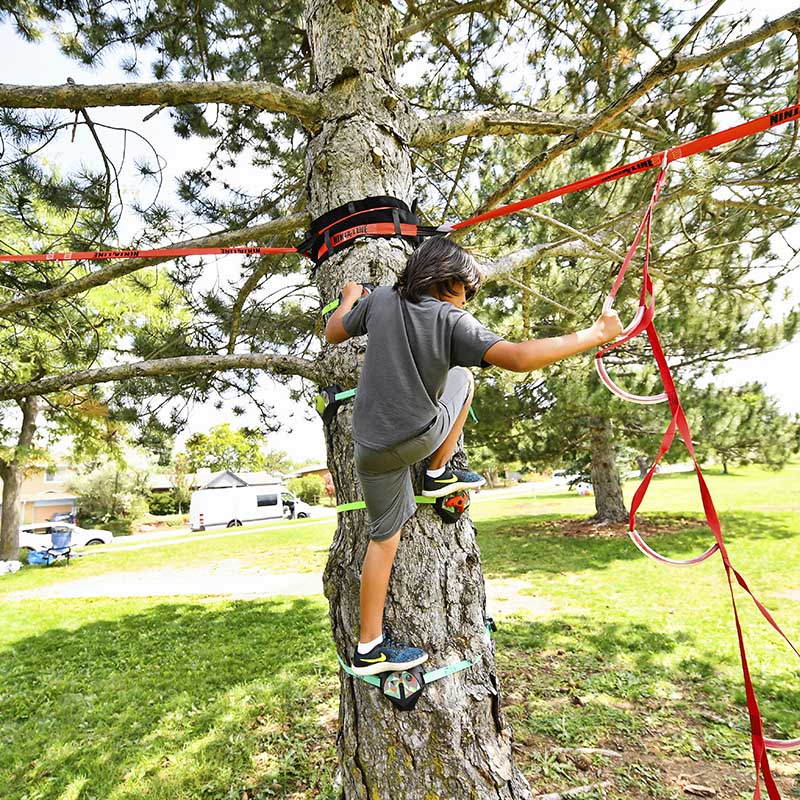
[422,465,485,498]
[351,634,428,677]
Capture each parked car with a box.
[50,511,77,524]
[553,470,579,485]
[19,521,114,549]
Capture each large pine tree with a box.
[1,2,799,796]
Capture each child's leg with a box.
[359,529,401,643]
[427,370,474,470]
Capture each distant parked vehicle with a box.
[282,492,312,519]
[189,484,307,530]
[50,511,77,524]
[19,521,114,549]
[553,470,579,485]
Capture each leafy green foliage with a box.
[147,489,180,516]
[287,473,325,505]
[691,382,800,472]
[69,457,151,525]
[183,422,266,472]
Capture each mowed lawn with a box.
[0,464,798,799]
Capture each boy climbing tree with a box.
[325,237,623,675]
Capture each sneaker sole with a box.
[350,653,428,676]
[422,477,485,498]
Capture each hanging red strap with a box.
[600,167,800,798]
[594,160,669,404]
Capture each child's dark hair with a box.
[394,237,483,303]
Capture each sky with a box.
[1,2,798,466]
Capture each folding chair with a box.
[28,528,72,566]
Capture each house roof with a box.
[21,491,78,503]
[292,463,329,477]
[200,470,284,489]
[147,469,286,491]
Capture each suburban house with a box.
[0,464,78,525]
[291,463,331,482]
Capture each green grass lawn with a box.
[0,463,798,798]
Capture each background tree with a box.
[183,422,267,473]
[262,448,293,475]
[169,452,193,514]
[69,452,152,532]
[691,382,800,473]
[0,172,199,557]
[1,2,800,796]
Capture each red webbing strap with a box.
[609,168,800,797]
[315,222,422,261]
[4,103,800,264]
[646,323,800,799]
[0,245,297,263]
[453,103,800,231]
[593,165,666,404]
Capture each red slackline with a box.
[1,102,799,263]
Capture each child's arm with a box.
[483,309,623,372]
[325,282,365,344]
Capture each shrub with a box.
[148,491,180,516]
[287,474,326,505]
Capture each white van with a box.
[189,484,305,531]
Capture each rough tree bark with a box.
[0,396,39,561]
[588,416,628,524]
[308,2,531,798]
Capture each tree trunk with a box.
[0,396,39,561]
[588,415,628,523]
[308,2,531,798]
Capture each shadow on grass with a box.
[495,614,799,796]
[1,597,797,800]
[477,512,798,579]
[0,598,339,800]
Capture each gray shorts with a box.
[354,367,472,541]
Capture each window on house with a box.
[44,467,68,483]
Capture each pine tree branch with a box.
[396,1,501,41]
[470,4,798,216]
[0,213,309,318]
[678,7,800,74]
[0,80,324,129]
[412,110,597,147]
[412,106,675,147]
[520,209,627,262]
[0,353,322,402]
[486,237,613,279]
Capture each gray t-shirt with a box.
[342,286,503,449]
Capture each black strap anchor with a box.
[300,196,443,271]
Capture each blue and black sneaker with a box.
[351,633,428,676]
[423,465,485,498]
